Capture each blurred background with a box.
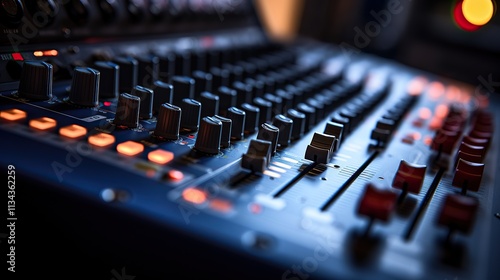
[255,0,499,86]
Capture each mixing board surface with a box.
[0,1,499,279]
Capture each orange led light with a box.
[167,170,184,181]
[88,133,115,147]
[418,107,432,120]
[210,199,232,213]
[0,109,26,121]
[33,51,44,57]
[59,124,87,139]
[429,117,443,130]
[182,188,207,205]
[29,117,57,131]
[435,104,449,119]
[407,77,427,96]
[43,50,58,56]
[428,82,445,100]
[148,149,174,165]
[116,141,144,156]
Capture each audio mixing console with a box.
[0,1,499,279]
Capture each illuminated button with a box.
[116,141,144,156]
[182,188,207,205]
[210,199,232,213]
[88,133,115,147]
[29,117,57,131]
[59,124,87,139]
[0,109,26,121]
[148,149,174,165]
[167,170,184,181]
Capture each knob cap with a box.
[136,54,159,87]
[286,109,305,140]
[18,61,53,100]
[192,70,212,98]
[272,114,293,147]
[114,93,140,128]
[131,86,154,119]
[199,92,219,118]
[179,98,201,132]
[151,81,173,114]
[217,86,237,116]
[227,107,246,140]
[194,116,222,154]
[94,61,119,99]
[257,123,279,155]
[69,67,100,107]
[154,103,182,140]
[114,56,138,93]
[214,115,232,148]
[241,103,259,134]
[0,0,24,27]
[253,97,272,125]
[171,76,195,106]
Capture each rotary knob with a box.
[114,93,140,128]
[154,103,182,140]
[194,116,223,155]
[93,61,119,99]
[69,67,100,107]
[64,0,90,25]
[18,61,53,100]
[0,0,24,28]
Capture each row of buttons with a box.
[1,108,174,166]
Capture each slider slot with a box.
[272,162,319,198]
[403,167,445,241]
[319,151,379,211]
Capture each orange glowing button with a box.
[428,82,445,100]
[0,109,27,121]
[88,133,115,147]
[429,117,443,130]
[435,104,449,119]
[210,199,232,213]
[167,170,184,181]
[418,107,432,120]
[148,149,174,165]
[59,124,87,139]
[116,141,144,156]
[182,188,207,205]
[407,77,427,96]
[29,117,57,131]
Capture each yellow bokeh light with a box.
[462,0,494,26]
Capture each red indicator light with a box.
[454,1,482,31]
[103,101,112,106]
[12,53,23,61]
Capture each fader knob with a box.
[114,93,140,128]
[194,117,222,154]
[18,61,53,100]
[94,61,119,99]
[69,67,100,107]
[154,103,182,140]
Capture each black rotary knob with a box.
[241,103,259,134]
[226,107,246,140]
[94,61,119,99]
[114,56,138,93]
[194,116,222,155]
[154,103,182,140]
[171,76,195,106]
[151,81,173,114]
[257,123,280,155]
[179,98,201,132]
[114,93,140,128]
[0,0,24,28]
[131,86,154,119]
[286,109,305,140]
[214,115,232,148]
[199,91,219,118]
[136,54,159,88]
[69,67,100,107]
[192,70,212,99]
[96,0,118,23]
[217,86,237,116]
[272,114,293,147]
[253,97,272,125]
[18,61,53,100]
